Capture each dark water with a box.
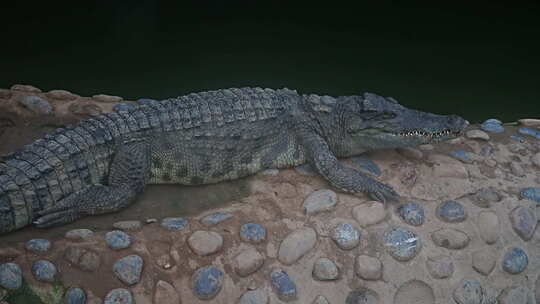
[1,2,539,122]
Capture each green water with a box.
[1,2,539,122]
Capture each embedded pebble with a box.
[11,84,41,92]
[295,164,317,176]
[449,150,473,163]
[520,187,540,203]
[18,95,53,114]
[397,202,425,226]
[64,287,86,304]
[431,228,470,249]
[383,227,421,261]
[104,288,133,304]
[64,247,100,271]
[465,129,490,141]
[510,206,537,241]
[453,279,484,304]
[200,212,233,226]
[0,263,22,290]
[240,289,268,304]
[65,229,94,241]
[312,295,330,304]
[510,162,525,177]
[270,269,297,302]
[476,211,500,244]
[303,189,338,215]
[92,94,123,103]
[426,255,454,279]
[25,239,51,254]
[233,248,265,277]
[518,118,540,127]
[511,135,526,143]
[31,260,57,282]
[113,220,142,231]
[345,288,379,304]
[161,217,188,230]
[396,147,423,160]
[278,227,317,265]
[502,247,528,274]
[352,201,386,227]
[355,255,382,280]
[153,280,180,304]
[137,98,159,106]
[113,103,135,112]
[113,255,143,286]
[331,223,361,250]
[350,156,381,176]
[46,89,77,100]
[394,280,434,304]
[532,153,540,168]
[187,230,223,256]
[468,187,501,208]
[312,257,339,281]
[192,266,223,300]
[240,223,267,243]
[519,127,540,139]
[481,119,505,133]
[105,230,132,250]
[498,286,535,304]
[472,250,496,275]
[437,200,467,222]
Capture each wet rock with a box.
[64,287,86,304]
[105,230,132,250]
[437,200,467,223]
[18,95,53,114]
[240,223,267,244]
[113,255,143,286]
[0,89,12,99]
[113,103,135,112]
[200,212,233,226]
[233,247,264,277]
[383,227,421,261]
[161,217,188,230]
[92,94,123,103]
[312,295,330,304]
[153,280,180,304]
[278,227,317,265]
[350,156,381,176]
[471,249,495,275]
[46,89,78,100]
[192,266,224,300]
[68,102,102,116]
[65,229,94,241]
[25,239,51,254]
[352,201,386,227]
[303,189,338,215]
[519,127,540,139]
[468,187,501,208]
[432,228,470,249]
[518,118,540,127]
[0,263,22,290]
[510,206,537,241]
[520,187,540,203]
[312,257,339,281]
[397,202,425,226]
[449,149,473,163]
[136,98,158,106]
[477,211,500,244]
[104,288,133,304]
[261,169,279,176]
[481,119,504,133]
[355,255,382,280]
[345,288,379,304]
[453,279,484,304]
[64,247,101,272]
[188,230,223,256]
[394,280,434,304]
[396,147,423,160]
[295,164,317,176]
[510,162,525,177]
[270,269,297,302]
[31,260,57,282]
[331,223,361,250]
[498,286,534,304]
[502,247,528,274]
[465,129,490,141]
[532,153,540,168]
[426,255,454,279]
[240,289,268,304]
[112,220,142,231]
[11,84,41,93]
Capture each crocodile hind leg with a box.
[34,139,150,228]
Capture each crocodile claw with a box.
[367,180,400,204]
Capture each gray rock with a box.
[519,127,540,139]
[511,135,526,143]
[303,189,338,215]
[498,286,535,304]
[31,260,57,282]
[92,94,123,103]
[105,230,132,250]
[352,201,386,227]
[520,187,540,203]
[64,287,86,304]
[350,156,381,176]
[161,217,188,230]
[471,250,495,276]
[394,280,435,304]
[113,103,135,112]
[397,202,425,226]
[240,289,268,304]
[312,295,330,304]
[312,257,339,281]
[468,188,501,208]
[432,228,470,249]
[518,118,540,127]
[481,120,505,133]
[437,200,467,223]
[18,95,53,115]
[46,89,78,100]
[331,223,361,250]
[396,147,423,160]
[240,223,267,244]
[11,84,41,92]
[233,248,264,277]
[270,269,297,302]
[200,212,233,226]
[188,230,223,256]
[355,255,382,280]
[104,288,133,304]
[278,227,317,265]
[476,211,499,244]
[112,220,142,231]
[113,255,143,286]
[426,255,454,279]
[65,229,94,241]
[465,129,490,141]
[64,247,101,272]
[449,149,473,163]
[345,288,379,304]
[153,280,180,304]
[510,162,525,177]
[502,247,528,274]
[510,206,537,241]
[294,164,317,176]
[383,227,421,261]
[192,266,223,300]
[453,279,484,304]
[0,263,22,290]
[25,238,51,254]
[532,153,540,168]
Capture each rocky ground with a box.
[0,84,540,304]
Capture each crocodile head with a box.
[336,92,469,154]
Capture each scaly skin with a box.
[0,87,468,233]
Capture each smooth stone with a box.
[153,280,180,304]
[278,227,317,265]
[65,229,94,241]
[136,98,159,106]
[453,280,484,304]
[188,231,223,256]
[449,149,473,163]
[240,223,267,244]
[104,288,133,304]
[426,255,454,279]
[345,288,379,304]
[233,248,264,277]
[471,250,496,275]
[484,118,502,125]
[437,200,467,223]
[468,187,501,208]
[532,153,540,168]
[200,212,234,226]
[105,230,132,250]
[511,162,525,177]
[260,169,279,176]
[518,118,540,127]
[31,260,57,282]
[498,286,535,304]
[312,257,339,281]
[352,201,386,227]
[511,135,526,143]
[146,218,157,224]
[520,187,540,203]
[510,206,537,241]
[295,164,317,176]
[396,147,424,160]
[113,103,135,112]
[519,127,540,139]
[481,122,505,133]
[192,266,224,300]
[502,247,528,274]
[432,228,470,249]
[312,295,330,304]
[350,156,381,176]
[161,217,188,230]
[112,220,142,231]
[92,94,123,103]
[355,255,382,280]
[331,223,361,250]
[476,211,500,244]
[46,89,77,100]
[270,269,297,302]
[25,238,51,254]
[303,189,338,215]
[0,263,22,290]
[64,287,87,304]
[397,202,425,226]
[240,289,268,304]
[11,84,41,92]
[465,129,490,141]
[64,247,101,272]
[383,227,421,261]
[18,95,53,114]
[113,255,143,286]
[394,280,435,304]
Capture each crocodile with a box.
[0,88,468,233]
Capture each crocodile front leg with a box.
[34,138,150,228]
